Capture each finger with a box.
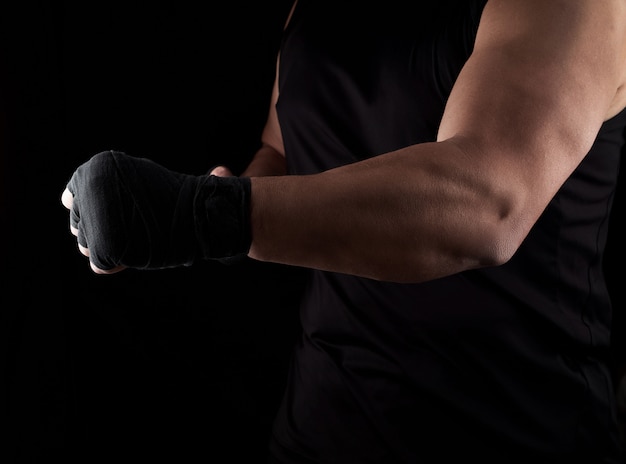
[79,243,127,274]
[63,186,82,235]
[78,243,90,257]
[70,204,81,236]
[208,165,233,177]
[90,262,127,275]
[61,188,73,209]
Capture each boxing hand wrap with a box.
[66,150,251,271]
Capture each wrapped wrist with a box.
[194,175,252,261]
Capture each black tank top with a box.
[270,1,626,462]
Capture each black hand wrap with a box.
[66,150,251,271]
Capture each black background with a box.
[1,1,303,462]
[1,2,624,463]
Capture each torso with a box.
[270,1,626,462]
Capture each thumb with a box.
[208,165,234,177]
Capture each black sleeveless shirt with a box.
[270,1,626,462]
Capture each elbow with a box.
[470,216,529,269]
[478,234,519,268]
[471,184,537,269]
[451,194,531,271]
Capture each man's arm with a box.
[247,0,626,283]
[214,3,291,180]
[240,60,287,178]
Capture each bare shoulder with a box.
[478,0,626,120]
[438,0,626,194]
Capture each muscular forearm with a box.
[247,140,542,283]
